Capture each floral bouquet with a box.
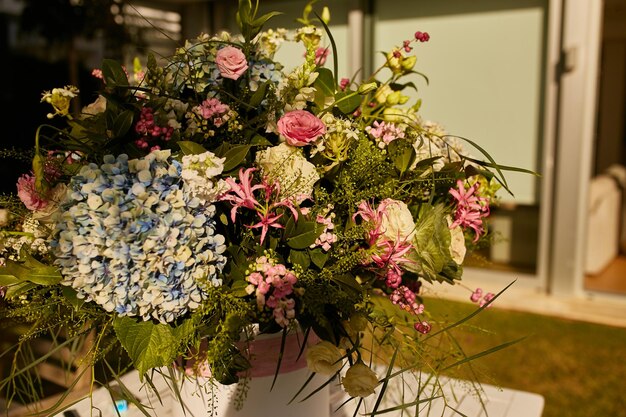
[0,1,524,415]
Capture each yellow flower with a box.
[342,363,378,397]
[305,341,343,375]
[41,85,79,119]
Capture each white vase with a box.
[171,330,330,417]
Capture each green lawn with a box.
[424,297,626,417]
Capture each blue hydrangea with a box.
[51,150,227,323]
[249,60,282,92]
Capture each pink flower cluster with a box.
[312,213,337,251]
[389,285,431,334]
[365,121,405,147]
[246,256,298,327]
[220,168,298,243]
[470,288,495,308]
[134,107,173,150]
[449,180,490,242]
[194,97,230,127]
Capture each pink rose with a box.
[215,46,248,80]
[17,174,48,211]
[277,110,326,146]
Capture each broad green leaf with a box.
[0,274,19,286]
[289,249,311,269]
[6,282,37,298]
[178,141,208,155]
[285,221,323,250]
[113,316,178,377]
[335,91,362,114]
[230,280,249,297]
[111,110,134,139]
[309,248,329,269]
[222,145,251,172]
[2,259,62,286]
[102,59,129,87]
[314,68,335,109]
[314,68,335,97]
[404,204,459,284]
[331,273,361,293]
[62,286,85,310]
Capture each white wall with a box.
[372,0,547,205]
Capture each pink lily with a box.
[248,211,284,244]
[221,168,264,221]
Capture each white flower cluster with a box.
[412,120,466,172]
[181,151,230,202]
[52,150,227,323]
[0,215,50,264]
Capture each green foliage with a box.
[113,316,183,377]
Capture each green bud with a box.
[386,91,401,106]
[357,82,377,95]
[401,55,417,72]
[321,6,331,24]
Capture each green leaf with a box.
[250,134,272,146]
[315,11,339,81]
[370,295,416,327]
[111,110,134,139]
[285,221,323,250]
[388,140,416,174]
[113,316,178,377]
[102,59,129,87]
[335,91,362,114]
[404,204,459,284]
[2,258,62,286]
[249,81,269,108]
[309,248,329,269]
[314,68,336,109]
[289,249,311,269]
[222,145,251,172]
[331,273,361,293]
[315,68,335,96]
[0,274,19,286]
[230,280,249,297]
[178,141,208,155]
[389,81,418,92]
[5,282,37,298]
[62,286,85,310]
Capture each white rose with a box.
[305,341,343,375]
[447,216,466,264]
[342,363,378,397]
[0,209,10,227]
[256,143,320,200]
[380,199,416,242]
[81,95,107,116]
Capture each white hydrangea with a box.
[181,151,230,202]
